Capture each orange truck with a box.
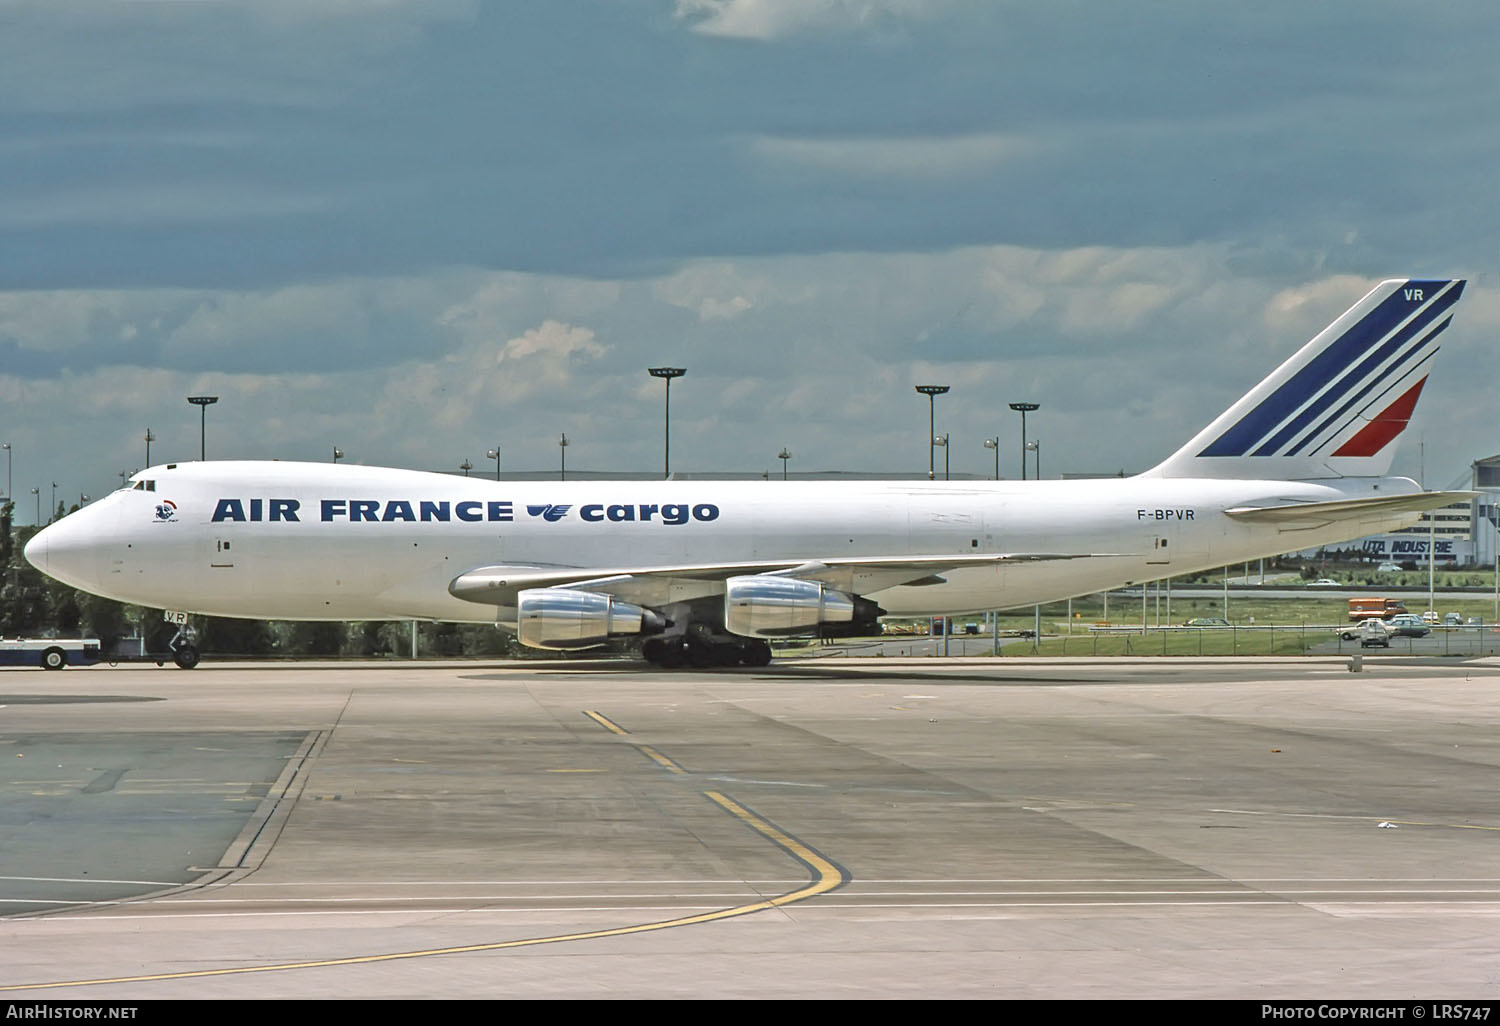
[1347,597,1409,623]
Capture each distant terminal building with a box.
[1354,500,1474,564]
[1471,454,1500,567]
[1323,454,1500,566]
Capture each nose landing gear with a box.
[166,622,201,670]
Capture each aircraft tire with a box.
[658,641,687,669]
[688,641,715,669]
[173,645,201,670]
[41,648,66,671]
[742,640,773,667]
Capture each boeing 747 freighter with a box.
[25,278,1470,668]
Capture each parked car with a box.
[1358,618,1391,648]
[1183,617,1230,627]
[1386,614,1431,638]
[1422,610,1440,625]
[1442,613,1463,627]
[1376,562,1401,573]
[1309,578,1339,587]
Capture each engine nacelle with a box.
[516,589,667,650]
[723,575,857,638]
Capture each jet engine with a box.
[516,588,668,650]
[723,575,881,638]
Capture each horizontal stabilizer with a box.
[1224,490,1474,527]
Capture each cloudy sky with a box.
[2,0,1497,518]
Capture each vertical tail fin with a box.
[1148,278,1465,480]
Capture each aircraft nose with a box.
[22,527,44,571]
[24,512,102,591]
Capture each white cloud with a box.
[699,295,752,320]
[164,284,370,359]
[652,263,763,321]
[1264,275,1379,329]
[675,0,947,40]
[498,320,607,364]
[438,275,621,347]
[0,289,136,351]
[750,132,1041,180]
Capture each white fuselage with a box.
[27,461,1424,623]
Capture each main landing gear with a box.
[641,625,773,669]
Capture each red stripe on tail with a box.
[1331,376,1428,458]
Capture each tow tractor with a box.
[0,636,103,670]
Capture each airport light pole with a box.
[559,433,569,481]
[1009,402,1038,480]
[31,487,39,526]
[1026,439,1041,480]
[486,448,501,480]
[983,437,999,480]
[50,481,56,521]
[779,447,791,480]
[3,441,12,500]
[1429,513,1436,619]
[930,432,954,480]
[332,447,344,464]
[648,367,686,479]
[144,429,155,468]
[915,385,950,480]
[187,396,218,460]
[459,459,472,478]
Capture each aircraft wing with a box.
[449,551,1122,608]
[1223,490,1475,529]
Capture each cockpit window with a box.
[129,480,157,492]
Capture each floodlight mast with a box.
[915,385,950,480]
[1009,402,1039,480]
[187,396,219,460]
[648,367,686,479]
